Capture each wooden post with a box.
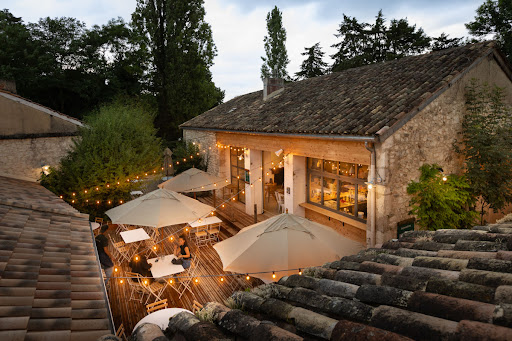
[254,204,258,224]
[194,192,197,200]
[213,189,216,208]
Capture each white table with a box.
[148,254,185,278]
[90,222,100,230]
[133,308,191,332]
[120,228,151,244]
[188,216,222,228]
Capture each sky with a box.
[3,0,484,101]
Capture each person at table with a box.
[173,235,192,269]
[128,250,153,284]
[95,225,114,285]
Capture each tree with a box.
[455,79,512,224]
[261,6,289,79]
[331,10,431,72]
[407,164,477,230]
[295,43,328,80]
[41,98,162,218]
[431,33,464,51]
[132,0,224,144]
[172,141,206,174]
[466,0,512,64]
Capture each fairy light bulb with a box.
[144,280,148,285]
[272,272,276,279]
[135,256,139,261]
[71,200,75,203]
[299,269,302,275]
[114,267,118,272]
[246,274,250,280]
[108,200,111,204]
[59,195,63,199]
[220,277,224,282]
[96,200,100,204]
[119,279,124,284]
[96,187,99,190]
[169,279,173,284]
[153,246,157,250]
[72,192,76,196]
[84,190,88,194]
[120,200,123,204]
[194,278,199,284]
[368,184,373,190]
[232,197,236,201]
[186,227,189,232]
[106,184,110,188]
[442,176,447,181]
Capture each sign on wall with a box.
[397,218,415,238]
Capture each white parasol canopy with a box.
[106,188,214,228]
[213,213,364,282]
[158,168,227,193]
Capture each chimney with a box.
[263,78,284,101]
[0,79,16,94]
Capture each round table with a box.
[90,222,100,230]
[132,308,192,332]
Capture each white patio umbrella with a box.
[105,188,214,228]
[158,167,227,193]
[213,213,364,282]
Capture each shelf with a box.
[299,202,367,231]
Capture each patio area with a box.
[104,197,271,332]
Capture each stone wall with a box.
[375,56,512,244]
[183,129,221,176]
[0,136,75,181]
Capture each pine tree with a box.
[431,33,464,51]
[133,0,224,143]
[295,43,328,80]
[261,6,289,79]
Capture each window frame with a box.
[306,158,368,222]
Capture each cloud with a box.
[3,0,484,101]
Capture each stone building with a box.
[181,42,512,248]
[0,81,83,181]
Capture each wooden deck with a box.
[105,194,276,333]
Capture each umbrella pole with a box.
[194,193,196,200]
[213,190,216,209]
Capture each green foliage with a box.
[0,10,148,119]
[295,42,328,80]
[466,0,512,64]
[407,164,477,230]
[431,33,464,51]
[456,79,512,224]
[331,10,432,72]
[171,141,206,174]
[133,0,224,143]
[41,98,162,218]
[261,6,290,80]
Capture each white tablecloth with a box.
[120,228,151,243]
[90,222,100,230]
[188,216,222,228]
[147,254,185,278]
[133,308,191,332]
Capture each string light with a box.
[246,274,250,280]
[135,256,139,261]
[59,195,63,199]
[114,267,118,273]
[119,279,124,284]
[442,176,447,181]
[169,279,174,284]
[299,269,302,275]
[272,272,276,279]
[194,278,199,284]
[220,277,224,282]
[72,193,76,196]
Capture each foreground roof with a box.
[141,224,512,340]
[0,176,112,340]
[182,42,509,138]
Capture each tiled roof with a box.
[0,176,113,340]
[146,224,512,340]
[181,42,505,137]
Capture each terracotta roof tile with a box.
[0,176,112,339]
[163,225,512,340]
[181,42,501,137]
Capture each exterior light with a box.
[194,278,199,284]
[96,187,99,190]
[144,280,148,285]
[272,272,276,279]
[108,200,111,204]
[220,277,224,282]
[96,200,100,204]
[169,279,173,284]
[135,256,139,261]
[368,184,373,190]
[153,246,157,250]
[120,200,123,204]
[106,184,110,188]
[185,227,189,232]
[114,267,118,272]
[72,193,76,196]
[59,195,63,199]
[71,200,75,203]
[119,279,124,284]
[42,165,50,175]
[84,190,88,194]
[442,176,447,181]
[299,269,302,275]
[246,274,250,280]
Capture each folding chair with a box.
[174,254,199,299]
[116,323,127,341]
[275,192,285,213]
[146,299,168,314]
[126,272,147,303]
[192,300,203,314]
[108,235,132,263]
[95,217,104,225]
[194,230,209,248]
[140,277,167,305]
[207,223,221,244]
[144,238,159,258]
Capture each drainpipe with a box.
[365,142,376,248]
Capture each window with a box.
[230,147,246,203]
[307,158,369,222]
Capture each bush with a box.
[407,164,477,230]
[41,98,162,218]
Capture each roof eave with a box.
[181,126,377,142]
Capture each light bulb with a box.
[442,176,447,181]
[272,272,276,279]
[220,277,224,282]
[246,275,250,280]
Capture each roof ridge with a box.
[0,198,88,219]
